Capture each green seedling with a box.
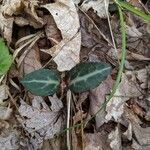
[21,62,112,95]
[0,38,12,77]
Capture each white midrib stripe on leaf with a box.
[70,67,111,86]
[22,79,58,85]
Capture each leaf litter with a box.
[0,0,150,149]
[17,95,64,149]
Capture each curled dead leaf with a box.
[43,0,81,71]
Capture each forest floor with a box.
[0,0,150,149]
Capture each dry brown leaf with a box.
[105,72,141,122]
[73,110,87,124]
[0,105,12,120]
[80,0,109,18]
[0,8,13,43]
[132,139,143,150]
[108,48,150,61]
[44,15,62,46]
[13,32,44,63]
[72,129,79,150]
[76,92,89,109]
[130,101,146,119]
[124,106,150,149]
[42,138,63,150]
[50,137,65,150]
[14,17,29,27]
[123,121,132,141]
[84,133,111,150]
[23,0,44,26]
[89,76,113,128]
[15,16,43,28]
[8,0,43,28]
[43,0,81,71]
[2,0,23,16]
[0,130,20,150]
[132,123,150,146]
[124,105,142,124]
[111,14,150,58]
[0,85,8,106]
[79,12,97,48]
[126,25,142,37]
[108,126,122,150]
[17,96,64,148]
[79,6,112,49]
[127,0,140,7]
[23,44,42,74]
[135,66,150,89]
[125,51,150,61]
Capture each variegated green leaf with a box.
[0,38,12,76]
[68,62,112,93]
[21,69,60,96]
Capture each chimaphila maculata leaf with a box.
[0,38,12,76]
[68,62,112,93]
[21,69,60,96]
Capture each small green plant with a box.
[21,69,60,96]
[68,62,111,93]
[21,62,112,95]
[0,38,12,76]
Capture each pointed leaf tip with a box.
[21,69,60,96]
[68,62,112,93]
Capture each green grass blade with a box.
[116,1,150,22]
[107,5,126,100]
